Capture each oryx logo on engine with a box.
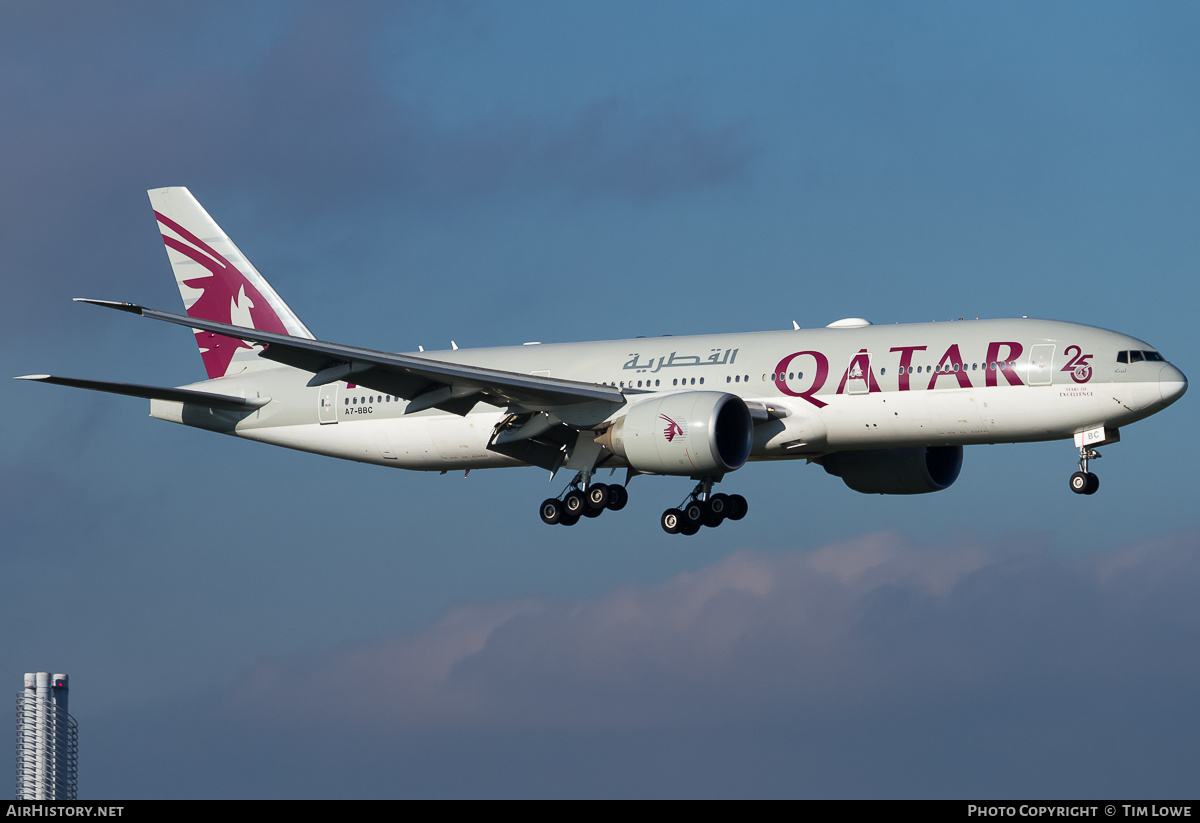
[660,414,684,442]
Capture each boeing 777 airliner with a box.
[18,188,1188,535]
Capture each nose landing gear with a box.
[1069,446,1101,495]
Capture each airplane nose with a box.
[1159,363,1188,406]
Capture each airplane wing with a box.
[74,299,626,419]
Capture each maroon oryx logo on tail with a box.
[155,210,289,379]
[660,414,684,442]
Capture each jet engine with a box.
[819,445,963,494]
[597,391,753,476]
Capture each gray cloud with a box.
[98,528,1183,796]
[0,3,754,342]
[228,529,1200,739]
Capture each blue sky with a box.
[2,1,1197,798]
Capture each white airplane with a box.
[19,188,1188,535]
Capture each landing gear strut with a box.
[661,478,747,536]
[540,472,628,526]
[1069,447,1101,495]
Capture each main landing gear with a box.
[660,478,747,536]
[1069,446,1101,495]
[537,472,749,533]
[539,473,628,526]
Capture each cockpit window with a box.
[1119,350,1166,364]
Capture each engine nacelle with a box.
[598,392,753,476]
[820,445,963,495]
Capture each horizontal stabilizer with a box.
[14,375,269,411]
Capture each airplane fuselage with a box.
[155,317,1186,472]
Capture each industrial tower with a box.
[16,672,77,800]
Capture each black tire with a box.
[1084,472,1100,495]
[606,485,629,511]
[704,494,728,527]
[727,494,748,521]
[563,489,587,517]
[661,508,683,534]
[583,505,604,518]
[586,483,609,511]
[539,498,563,526]
[1069,471,1089,494]
[560,513,580,527]
[683,501,707,529]
[679,519,701,536]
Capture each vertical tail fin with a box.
[148,187,314,379]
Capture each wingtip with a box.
[73,298,144,315]
[14,374,50,381]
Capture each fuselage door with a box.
[318,383,339,424]
[1028,344,1055,386]
[845,351,872,395]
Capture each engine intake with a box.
[820,445,963,494]
[598,392,753,476]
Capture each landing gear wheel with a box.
[661,508,683,535]
[683,501,707,531]
[606,485,629,511]
[1073,447,1103,496]
[726,494,748,521]
[563,489,587,518]
[679,519,701,536]
[583,505,604,518]
[586,483,609,511]
[1070,472,1090,495]
[702,498,726,528]
[539,498,563,525]
[560,513,580,527]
